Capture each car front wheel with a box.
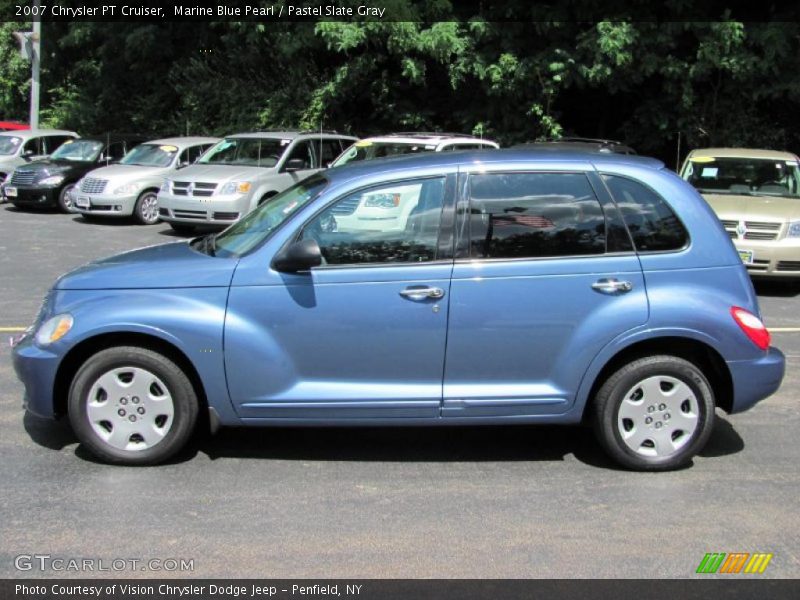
[592,355,715,471]
[68,346,199,465]
[58,183,78,213]
[133,190,160,225]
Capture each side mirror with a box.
[21,149,34,159]
[283,158,307,172]
[177,160,190,169]
[272,238,322,273]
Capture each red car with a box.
[0,121,30,131]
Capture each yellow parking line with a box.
[0,327,26,332]
[769,327,800,333]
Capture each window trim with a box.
[598,172,692,255]
[287,174,456,270]
[456,170,611,263]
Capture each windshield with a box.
[121,143,178,167]
[212,176,328,257]
[0,135,22,156]
[198,137,289,168]
[50,139,103,162]
[682,156,800,198]
[332,141,435,167]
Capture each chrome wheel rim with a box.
[617,375,699,458]
[85,366,174,452]
[62,184,77,212]
[140,193,159,223]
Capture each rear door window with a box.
[602,174,688,252]
[463,172,606,259]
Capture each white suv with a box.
[157,131,356,233]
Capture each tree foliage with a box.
[1,6,799,164]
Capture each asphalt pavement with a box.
[1,204,798,579]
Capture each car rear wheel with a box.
[58,183,78,213]
[133,190,160,225]
[68,346,199,465]
[592,355,715,471]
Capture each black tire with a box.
[68,346,199,465]
[57,183,78,213]
[592,355,715,471]
[258,192,277,206]
[133,189,160,225]
[169,222,195,234]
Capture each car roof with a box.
[142,136,220,147]
[516,140,637,155]
[358,133,497,144]
[326,148,663,184]
[224,131,356,140]
[0,128,77,139]
[687,147,798,160]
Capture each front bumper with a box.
[73,191,137,217]
[727,346,785,413]
[157,192,249,226]
[3,185,59,207]
[12,334,62,420]
[734,239,800,278]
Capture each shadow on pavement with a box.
[753,279,800,298]
[24,408,745,469]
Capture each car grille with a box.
[746,259,771,272]
[720,220,738,229]
[330,196,361,216]
[744,232,779,241]
[172,181,217,197]
[776,261,800,272]
[172,209,207,220]
[745,221,781,230]
[727,230,737,239]
[80,177,107,194]
[10,170,36,185]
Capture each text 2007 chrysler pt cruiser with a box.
[13,150,785,470]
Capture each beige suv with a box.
[680,148,800,279]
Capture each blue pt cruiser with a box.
[13,150,785,469]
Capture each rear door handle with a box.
[591,278,633,294]
[399,286,446,300]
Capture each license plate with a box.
[75,196,90,209]
[738,249,754,265]
[4,186,17,198]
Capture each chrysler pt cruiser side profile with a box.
[12,150,785,469]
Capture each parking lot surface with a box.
[1,205,798,578]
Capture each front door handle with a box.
[591,278,633,294]
[399,286,446,300]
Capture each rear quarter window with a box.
[602,174,688,252]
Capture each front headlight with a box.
[363,192,401,208]
[39,175,65,186]
[113,181,142,195]
[35,314,73,346]
[160,180,170,193]
[220,181,252,195]
[788,221,800,238]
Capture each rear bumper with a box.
[727,346,785,413]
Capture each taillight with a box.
[731,306,770,350]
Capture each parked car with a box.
[331,133,499,167]
[157,131,356,233]
[0,121,30,131]
[0,128,78,185]
[12,149,784,469]
[4,134,148,212]
[72,136,219,225]
[514,137,637,155]
[680,148,800,279]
